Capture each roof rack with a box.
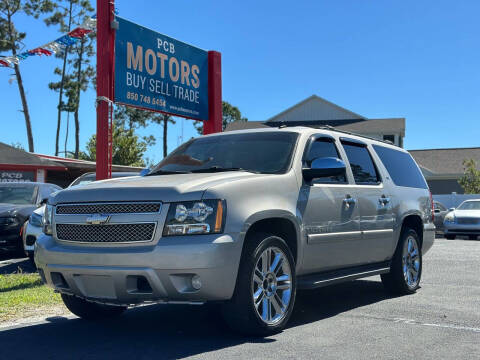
[266,122,396,147]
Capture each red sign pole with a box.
[203,51,222,135]
[96,0,114,180]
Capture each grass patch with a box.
[0,272,65,322]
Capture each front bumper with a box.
[0,224,22,251]
[35,233,243,305]
[444,223,480,236]
[23,222,43,253]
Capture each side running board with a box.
[297,261,391,290]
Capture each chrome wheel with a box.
[402,236,420,288]
[252,246,292,325]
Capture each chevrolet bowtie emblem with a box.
[85,214,111,225]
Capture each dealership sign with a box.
[114,17,209,120]
[0,170,35,183]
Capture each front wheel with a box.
[61,294,127,320]
[222,233,296,336]
[381,228,422,295]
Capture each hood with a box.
[50,172,265,204]
[453,210,480,218]
[0,203,37,218]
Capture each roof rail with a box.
[265,122,397,147]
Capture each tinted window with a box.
[151,132,298,174]
[305,138,346,183]
[0,185,37,204]
[342,143,380,184]
[373,145,428,189]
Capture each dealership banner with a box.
[114,17,209,121]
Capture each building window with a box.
[383,135,395,144]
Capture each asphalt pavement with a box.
[1,238,479,360]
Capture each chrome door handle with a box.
[343,196,356,209]
[379,196,390,205]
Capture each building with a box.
[225,95,405,147]
[0,142,142,187]
[410,147,480,194]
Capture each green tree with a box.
[194,101,248,135]
[0,0,55,152]
[79,125,150,167]
[46,0,94,158]
[458,159,480,194]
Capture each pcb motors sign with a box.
[114,17,208,120]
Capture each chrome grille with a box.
[56,223,156,243]
[457,218,480,225]
[56,202,161,215]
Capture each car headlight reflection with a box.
[163,200,225,236]
[444,213,456,224]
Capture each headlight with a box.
[444,213,455,224]
[30,212,43,227]
[42,204,54,235]
[163,200,226,236]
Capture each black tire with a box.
[468,235,477,240]
[61,294,127,320]
[222,233,296,336]
[445,235,456,240]
[381,228,422,295]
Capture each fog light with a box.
[191,275,202,290]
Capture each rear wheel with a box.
[445,235,456,240]
[61,294,127,320]
[222,233,296,336]
[381,228,422,295]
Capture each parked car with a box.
[443,199,480,240]
[0,182,61,253]
[433,200,449,234]
[22,171,140,261]
[35,127,435,336]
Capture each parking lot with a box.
[1,238,479,360]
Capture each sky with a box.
[1,0,479,164]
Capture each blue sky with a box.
[1,0,479,163]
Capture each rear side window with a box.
[342,143,381,185]
[373,145,428,189]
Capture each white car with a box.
[443,199,480,240]
[22,206,45,262]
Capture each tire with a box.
[468,235,477,240]
[381,228,422,295]
[222,233,296,336]
[61,294,127,320]
[445,235,456,240]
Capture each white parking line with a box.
[352,314,480,333]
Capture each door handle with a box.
[343,195,356,209]
[379,195,390,205]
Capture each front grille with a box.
[56,223,156,243]
[456,218,480,225]
[56,202,161,215]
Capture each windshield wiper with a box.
[190,166,260,174]
[146,170,191,176]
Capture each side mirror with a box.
[302,157,346,182]
[434,209,441,214]
[449,207,455,212]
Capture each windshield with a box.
[457,201,480,210]
[0,185,37,205]
[150,132,299,175]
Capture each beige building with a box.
[225,95,405,147]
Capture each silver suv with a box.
[35,126,435,336]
